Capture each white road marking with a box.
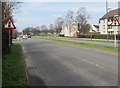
[73,56,104,69]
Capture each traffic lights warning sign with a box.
[4,18,16,29]
[110,17,120,26]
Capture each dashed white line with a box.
[73,56,104,69]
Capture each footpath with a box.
[41,36,120,47]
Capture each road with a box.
[15,38,118,86]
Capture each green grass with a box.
[2,44,28,87]
[12,39,18,41]
[50,36,120,43]
[33,36,119,52]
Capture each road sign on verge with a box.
[110,17,120,26]
[110,16,120,47]
[4,18,16,29]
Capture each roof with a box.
[93,25,99,29]
[100,8,120,20]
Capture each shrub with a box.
[59,34,64,37]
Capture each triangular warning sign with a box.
[4,18,16,29]
[110,17,120,26]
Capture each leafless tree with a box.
[65,10,74,22]
[40,25,47,30]
[23,27,32,35]
[76,7,90,34]
[49,24,54,30]
[49,24,54,34]
[65,10,74,36]
[12,29,19,37]
[2,1,22,54]
[23,27,41,35]
[40,25,48,34]
[55,17,64,35]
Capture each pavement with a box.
[14,38,118,86]
[42,36,120,47]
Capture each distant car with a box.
[12,36,17,39]
[28,35,31,38]
[22,35,27,39]
[20,35,23,38]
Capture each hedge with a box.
[77,34,120,40]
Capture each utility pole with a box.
[106,0,109,41]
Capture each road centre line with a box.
[73,56,104,69]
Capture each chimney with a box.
[107,8,112,13]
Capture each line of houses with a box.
[60,8,120,36]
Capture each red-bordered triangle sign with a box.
[4,18,16,29]
[110,17,120,26]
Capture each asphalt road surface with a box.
[15,38,118,86]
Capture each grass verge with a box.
[33,36,119,52]
[12,39,18,41]
[50,36,120,43]
[2,44,28,87]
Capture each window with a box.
[108,19,111,22]
[103,25,105,30]
[108,25,112,29]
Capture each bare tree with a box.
[65,10,74,22]
[40,25,48,34]
[12,29,19,37]
[49,24,54,34]
[2,1,22,54]
[49,24,54,30]
[23,27,41,35]
[76,7,90,34]
[23,27,32,35]
[55,17,64,35]
[65,10,75,36]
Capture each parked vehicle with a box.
[22,35,27,39]
[28,35,31,38]
[12,36,17,39]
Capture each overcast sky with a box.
[13,2,118,32]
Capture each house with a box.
[99,8,120,34]
[89,25,100,34]
[60,18,78,37]
[90,25,99,32]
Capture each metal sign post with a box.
[114,27,117,47]
[9,29,11,46]
[110,16,120,48]
[4,18,16,46]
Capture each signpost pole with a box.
[110,16,120,48]
[4,18,16,46]
[114,27,117,48]
[9,29,11,46]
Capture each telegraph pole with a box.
[106,0,109,41]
